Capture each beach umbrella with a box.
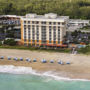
[57,60,61,63]
[33,59,37,62]
[26,58,29,61]
[20,57,23,61]
[50,60,54,63]
[26,58,31,62]
[7,56,11,60]
[41,59,47,63]
[28,59,31,62]
[66,61,70,64]
[44,59,47,63]
[0,56,4,59]
[13,57,18,61]
[58,60,64,65]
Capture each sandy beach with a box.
[0,49,90,80]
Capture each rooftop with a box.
[21,13,69,22]
[69,19,90,23]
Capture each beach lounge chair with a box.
[50,60,54,63]
[7,56,11,60]
[41,59,47,63]
[20,57,23,61]
[33,59,37,62]
[0,56,4,59]
[66,61,70,64]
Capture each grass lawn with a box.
[0,45,90,55]
[0,45,70,53]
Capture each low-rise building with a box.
[68,19,90,31]
[0,15,22,40]
[0,15,21,25]
[69,19,89,26]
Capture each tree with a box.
[71,30,78,37]
[0,0,90,19]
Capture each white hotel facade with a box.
[20,13,69,47]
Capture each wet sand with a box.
[0,49,90,80]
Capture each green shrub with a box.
[4,39,17,46]
[0,41,2,46]
[78,46,90,54]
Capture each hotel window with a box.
[32,40,35,42]
[53,41,56,44]
[53,29,56,43]
[28,27,30,30]
[28,21,30,24]
[49,32,51,35]
[24,28,26,33]
[44,22,46,24]
[37,40,39,42]
[24,21,26,24]
[24,36,26,39]
[49,22,52,25]
[36,25,39,28]
[36,29,39,41]
[58,41,60,44]
[41,26,46,43]
[58,26,60,29]
[32,21,34,24]
[49,40,52,43]
[24,34,26,39]
[28,25,31,28]
[53,26,56,29]
[28,39,31,42]
[53,22,56,25]
[24,25,26,28]
[58,29,60,44]
[49,34,52,43]
[28,28,31,40]
[49,26,52,29]
[58,22,60,25]
[62,22,65,25]
[41,21,46,24]
[49,29,52,42]
[24,32,26,42]
[28,30,30,34]
[49,29,51,33]
[32,25,35,28]
[24,39,26,42]
[36,21,39,24]
[32,26,35,41]
[37,37,39,40]
[28,35,31,38]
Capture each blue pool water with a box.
[0,73,90,90]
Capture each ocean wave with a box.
[0,65,89,82]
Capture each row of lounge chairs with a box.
[0,56,71,65]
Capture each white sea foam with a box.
[0,65,89,82]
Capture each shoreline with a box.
[0,49,90,80]
[0,65,89,82]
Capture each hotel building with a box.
[20,13,69,47]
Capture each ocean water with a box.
[0,65,90,90]
[0,73,90,90]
